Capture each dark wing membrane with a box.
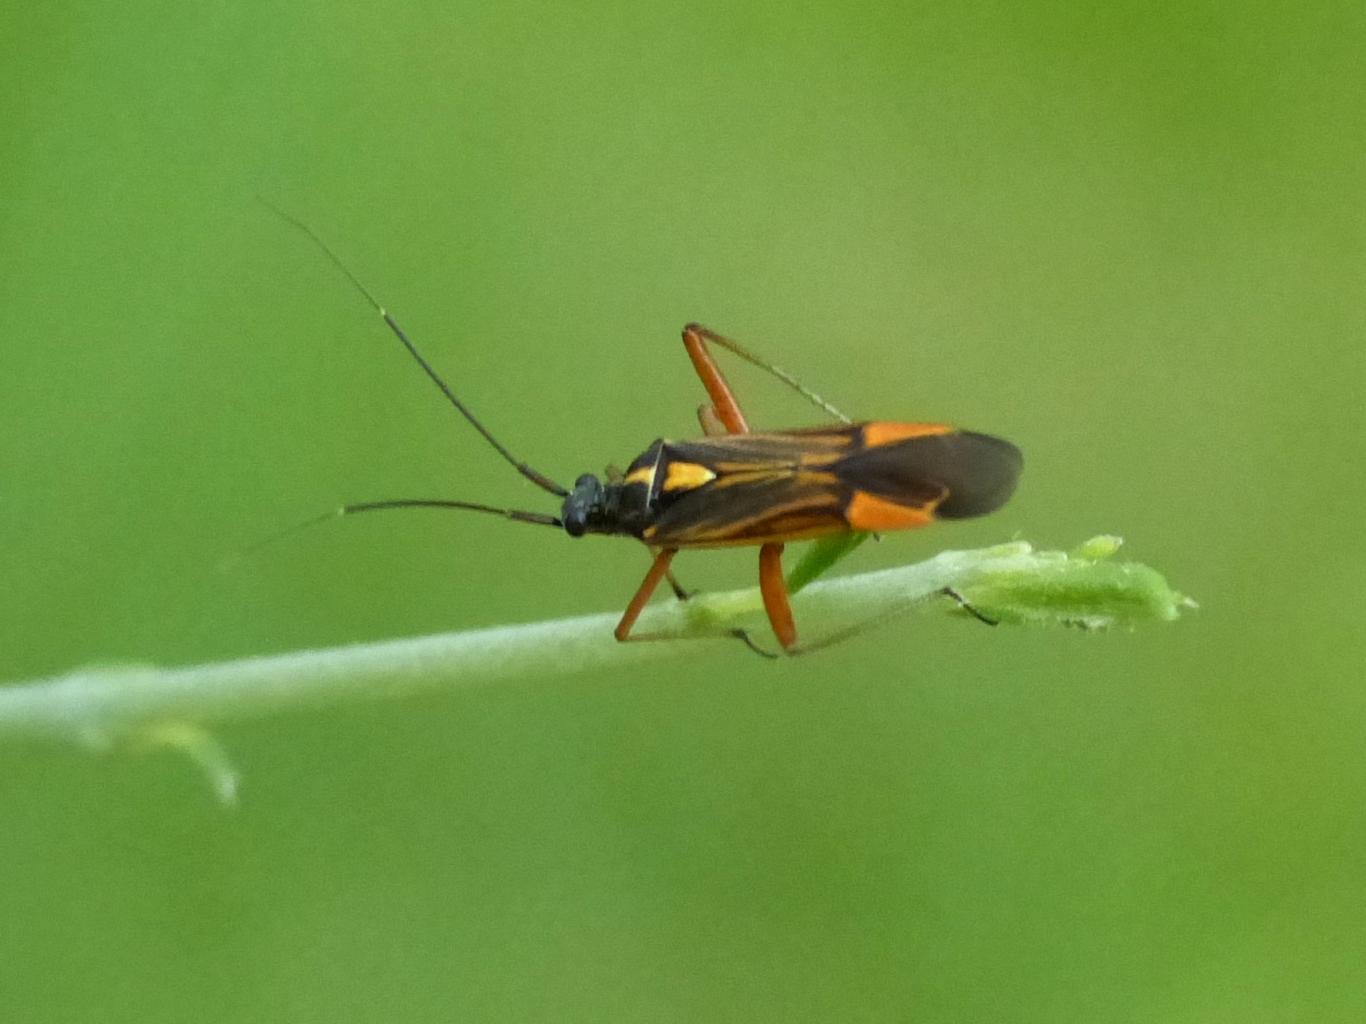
[643,471,849,547]
[838,430,1022,518]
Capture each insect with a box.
[270,206,1022,655]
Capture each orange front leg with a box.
[614,548,679,641]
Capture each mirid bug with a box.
[270,207,1022,655]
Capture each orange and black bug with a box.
[270,207,1022,655]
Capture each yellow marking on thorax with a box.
[663,461,718,492]
[624,465,656,487]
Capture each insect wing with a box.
[640,431,856,547]
[643,468,849,547]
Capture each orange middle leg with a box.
[758,542,798,650]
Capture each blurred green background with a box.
[2,0,1363,1020]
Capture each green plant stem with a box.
[0,538,1189,749]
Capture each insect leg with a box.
[741,586,999,657]
[614,548,679,641]
[683,322,852,424]
[682,324,750,434]
[664,568,693,601]
[672,543,800,658]
[758,542,798,649]
[616,548,780,654]
[941,586,1000,625]
[617,543,978,659]
[695,404,730,437]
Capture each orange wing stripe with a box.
[846,490,938,532]
[861,422,955,447]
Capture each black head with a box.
[561,473,608,537]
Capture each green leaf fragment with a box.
[786,531,871,594]
[954,536,1191,628]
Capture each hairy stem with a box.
[0,538,1189,749]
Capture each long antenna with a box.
[262,198,569,497]
[227,498,563,568]
[336,499,563,526]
